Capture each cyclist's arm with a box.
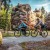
[35,21,41,27]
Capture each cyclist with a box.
[18,20,27,36]
[34,18,46,35]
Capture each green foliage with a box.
[41,6,45,14]
[2,0,11,9]
[0,3,12,30]
[0,19,6,29]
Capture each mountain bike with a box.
[14,28,30,37]
[31,25,48,37]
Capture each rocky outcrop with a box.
[8,45,23,50]
[20,40,50,50]
[11,3,31,29]
[0,31,2,45]
[45,13,50,29]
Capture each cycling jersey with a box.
[18,21,27,29]
[35,20,43,27]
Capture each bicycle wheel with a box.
[41,30,48,37]
[15,31,21,37]
[25,30,30,37]
[31,30,38,37]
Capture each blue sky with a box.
[11,0,50,12]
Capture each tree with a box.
[0,4,12,30]
[41,7,45,14]
[35,8,37,11]
[0,0,12,31]
[1,0,11,30]
[41,7,46,24]
[0,5,7,30]
[2,0,11,8]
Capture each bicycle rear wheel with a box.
[31,30,38,37]
[25,30,30,36]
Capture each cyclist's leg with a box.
[40,24,45,35]
[34,26,38,31]
[21,27,26,36]
[23,27,27,36]
[43,24,47,30]
[24,27,27,35]
[38,25,42,35]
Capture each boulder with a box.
[0,31,2,45]
[8,45,23,50]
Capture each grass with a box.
[2,33,15,37]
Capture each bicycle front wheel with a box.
[14,31,21,37]
[41,31,48,37]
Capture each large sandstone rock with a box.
[8,45,23,50]
[11,4,31,29]
[0,31,2,45]
[46,13,50,29]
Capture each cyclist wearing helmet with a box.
[35,18,45,35]
[18,20,27,36]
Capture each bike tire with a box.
[31,30,38,37]
[25,30,30,37]
[14,31,21,37]
[41,30,48,37]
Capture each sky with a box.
[11,0,50,12]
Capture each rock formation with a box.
[8,45,23,50]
